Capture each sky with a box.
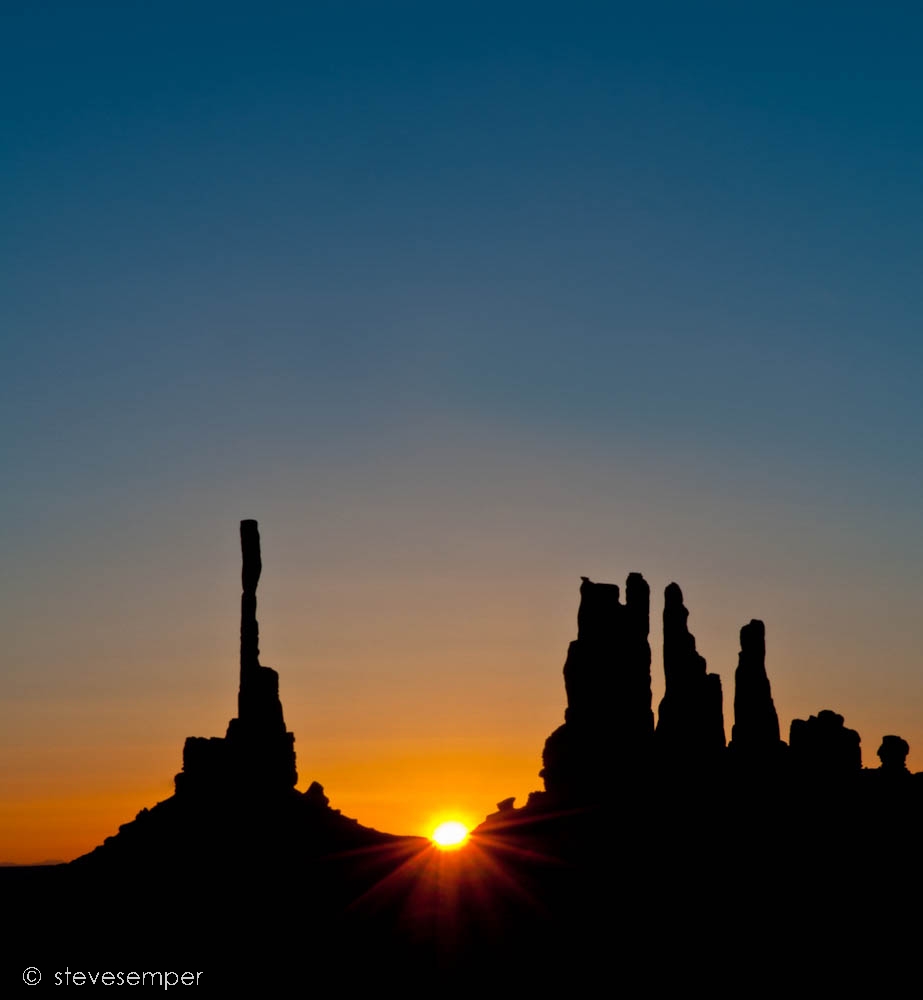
[3,2,923,862]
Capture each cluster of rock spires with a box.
[491,571,919,821]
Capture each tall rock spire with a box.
[729,619,784,766]
[177,520,297,796]
[540,574,654,802]
[239,518,262,686]
[228,519,297,789]
[655,583,725,763]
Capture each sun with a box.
[431,820,469,849]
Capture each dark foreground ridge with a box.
[6,526,923,987]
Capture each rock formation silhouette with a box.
[789,709,862,776]
[877,734,911,774]
[539,574,652,802]
[489,573,922,845]
[655,582,725,764]
[175,519,297,797]
[72,520,407,877]
[728,619,785,767]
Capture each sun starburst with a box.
[431,821,469,849]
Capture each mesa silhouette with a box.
[7,521,922,984]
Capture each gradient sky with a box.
[3,3,923,863]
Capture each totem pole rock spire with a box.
[230,519,297,786]
[240,518,261,678]
[176,520,297,796]
[237,518,276,729]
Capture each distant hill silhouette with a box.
[5,524,922,987]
